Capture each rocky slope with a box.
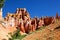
[23,20,60,40]
[0,21,17,40]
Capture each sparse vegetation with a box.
[35,38,38,40]
[9,30,27,40]
[36,26,45,31]
[40,26,45,29]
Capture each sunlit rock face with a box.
[0,24,10,40]
[0,8,9,40]
[0,8,29,40]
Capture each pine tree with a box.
[0,0,4,8]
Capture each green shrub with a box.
[9,30,26,40]
[0,0,5,8]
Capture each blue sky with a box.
[3,0,60,18]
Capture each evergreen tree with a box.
[0,0,4,8]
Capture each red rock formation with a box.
[44,17,53,26]
[38,17,44,28]
[56,12,59,19]
[2,8,59,35]
[31,18,36,31]
[55,12,60,20]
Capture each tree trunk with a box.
[0,8,2,20]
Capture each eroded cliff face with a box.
[0,9,17,40]
[0,8,29,40]
[0,9,9,40]
[0,22,17,40]
[0,24,9,40]
[0,8,60,40]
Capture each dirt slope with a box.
[23,21,60,40]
